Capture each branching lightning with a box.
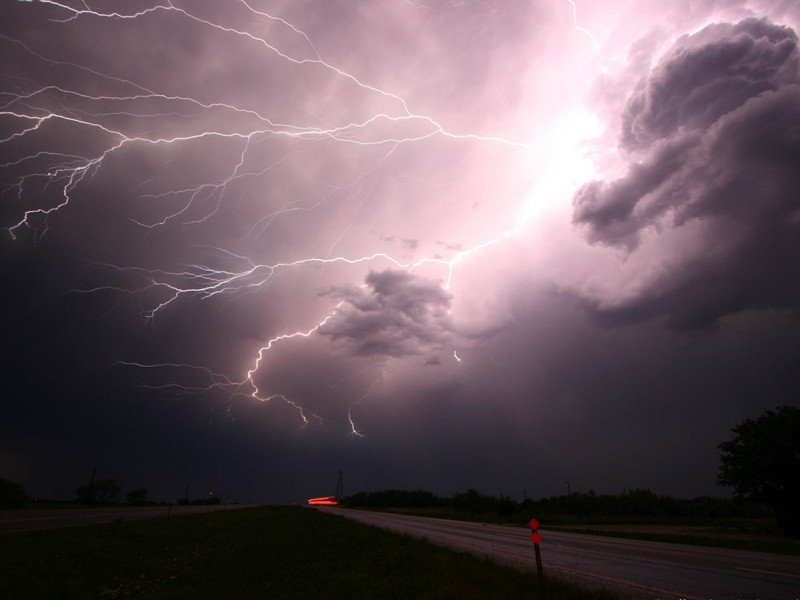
[2,0,567,433]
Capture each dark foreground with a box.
[0,504,255,534]
[0,506,612,600]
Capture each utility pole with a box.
[86,466,97,504]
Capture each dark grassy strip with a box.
[544,525,800,556]
[0,506,615,600]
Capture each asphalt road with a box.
[318,507,800,600]
[0,504,255,534]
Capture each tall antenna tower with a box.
[335,469,343,499]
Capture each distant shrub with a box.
[75,478,122,504]
[0,478,29,508]
[191,496,221,505]
[125,488,148,506]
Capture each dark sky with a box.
[2,0,799,505]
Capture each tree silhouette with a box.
[125,488,148,505]
[718,405,800,537]
[0,478,28,508]
[76,478,122,504]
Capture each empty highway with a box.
[318,507,800,600]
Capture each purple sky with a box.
[2,0,799,504]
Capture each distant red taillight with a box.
[307,495,337,505]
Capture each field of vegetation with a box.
[1,505,615,600]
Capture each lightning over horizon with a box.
[4,0,800,509]
[2,0,557,431]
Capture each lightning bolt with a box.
[566,0,602,53]
[4,2,532,237]
[346,372,387,439]
[2,0,557,430]
[244,303,341,424]
[565,0,620,61]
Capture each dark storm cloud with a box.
[620,19,800,150]
[573,18,800,328]
[319,269,453,357]
[572,135,701,247]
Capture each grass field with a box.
[0,506,615,600]
[545,521,800,556]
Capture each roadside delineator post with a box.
[529,517,545,599]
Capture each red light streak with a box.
[307,495,338,505]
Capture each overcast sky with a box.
[2,0,799,505]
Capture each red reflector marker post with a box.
[529,517,545,599]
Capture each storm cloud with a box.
[573,18,800,328]
[320,269,453,357]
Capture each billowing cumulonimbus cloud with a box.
[621,18,799,151]
[573,18,800,329]
[319,269,454,357]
